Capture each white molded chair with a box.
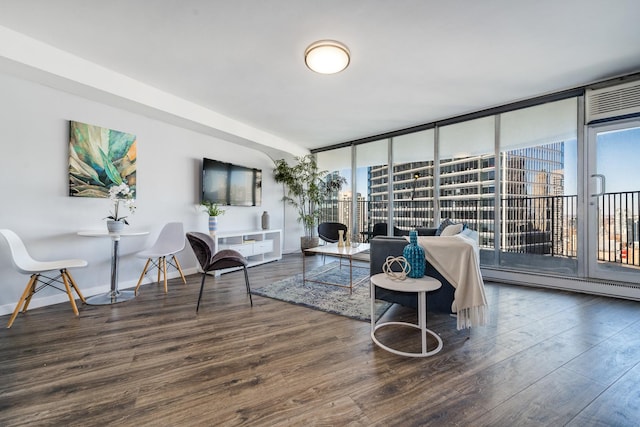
[0,229,87,328]
[134,222,187,295]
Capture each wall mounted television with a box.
[201,158,262,207]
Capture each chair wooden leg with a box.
[243,266,253,307]
[196,273,208,313]
[135,258,152,295]
[172,255,187,284]
[21,277,38,313]
[65,270,86,303]
[156,257,162,285]
[61,269,80,316]
[7,275,37,328]
[162,256,168,294]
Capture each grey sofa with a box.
[370,232,456,314]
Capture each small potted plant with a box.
[105,183,136,233]
[201,200,225,235]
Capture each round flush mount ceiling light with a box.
[304,40,350,74]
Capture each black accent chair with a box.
[186,232,252,312]
[318,222,348,244]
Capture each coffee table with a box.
[370,273,443,357]
[302,243,370,294]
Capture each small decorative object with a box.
[383,256,411,280]
[201,200,225,236]
[261,211,270,230]
[351,234,360,248]
[104,183,136,232]
[345,232,351,246]
[403,230,425,278]
[337,229,345,247]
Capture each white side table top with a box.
[370,273,441,293]
[78,230,149,237]
[78,230,149,242]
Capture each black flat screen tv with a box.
[202,158,262,207]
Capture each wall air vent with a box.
[586,80,640,123]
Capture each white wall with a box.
[0,72,299,316]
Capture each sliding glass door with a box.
[587,120,640,283]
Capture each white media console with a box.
[212,229,282,274]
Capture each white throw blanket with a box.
[410,234,488,330]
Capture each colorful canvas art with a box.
[68,121,137,198]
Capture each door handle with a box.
[590,174,606,196]
[590,174,606,205]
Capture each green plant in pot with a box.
[201,200,225,235]
[274,154,346,252]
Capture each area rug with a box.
[251,261,391,322]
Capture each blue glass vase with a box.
[403,230,425,278]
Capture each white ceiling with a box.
[1,0,639,158]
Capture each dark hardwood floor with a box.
[1,254,640,426]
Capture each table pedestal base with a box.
[86,290,136,305]
[371,321,443,357]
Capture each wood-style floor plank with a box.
[1,253,640,426]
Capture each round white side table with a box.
[370,273,443,357]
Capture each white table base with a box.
[79,230,148,305]
[370,273,443,357]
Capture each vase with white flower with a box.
[105,183,136,233]
[201,200,225,235]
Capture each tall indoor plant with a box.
[273,154,346,251]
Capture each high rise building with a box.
[366,142,565,253]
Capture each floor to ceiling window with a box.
[316,146,351,235]
[498,98,578,274]
[439,116,496,265]
[392,130,435,231]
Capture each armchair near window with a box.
[318,222,348,244]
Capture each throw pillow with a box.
[435,218,453,236]
[441,223,464,236]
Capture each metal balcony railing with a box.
[319,191,640,266]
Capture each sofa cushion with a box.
[435,218,453,236]
[441,223,464,236]
[435,219,467,236]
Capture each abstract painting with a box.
[69,121,137,198]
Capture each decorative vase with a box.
[337,229,344,247]
[345,232,351,246]
[261,211,269,230]
[209,216,218,235]
[403,230,425,278]
[107,220,125,233]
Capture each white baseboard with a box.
[482,267,640,301]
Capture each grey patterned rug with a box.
[251,261,391,322]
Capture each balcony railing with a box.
[319,191,640,266]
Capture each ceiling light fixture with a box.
[304,40,350,74]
